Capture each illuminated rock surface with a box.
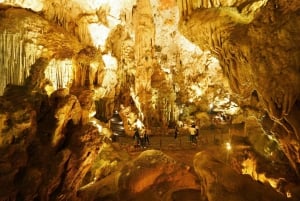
[0,0,299,200]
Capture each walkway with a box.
[115,127,233,152]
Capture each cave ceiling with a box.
[0,0,300,199]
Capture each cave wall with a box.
[178,0,300,174]
[0,0,300,200]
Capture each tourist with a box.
[174,125,179,139]
[189,124,197,144]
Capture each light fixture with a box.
[286,191,292,198]
[225,142,232,151]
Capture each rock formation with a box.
[178,0,300,175]
[0,0,299,200]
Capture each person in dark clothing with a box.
[133,128,141,146]
[174,126,179,139]
[189,124,197,143]
[144,129,150,145]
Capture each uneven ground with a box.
[78,124,297,201]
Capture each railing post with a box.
[160,137,162,150]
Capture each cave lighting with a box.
[161,67,171,74]
[191,84,203,97]
[130,87,144,120]
[242,158,280,190]
[89,111,97,118]
[86,0,123,21]
[86,0,109,9]
[135,119,144,129]
[1,0,43,11]
[226,101,240,115]
[44,59,73,92]
[88,23,110,50]
[177,34,202,55]
[214,95,230,105]
[87,0,124,49]
[225,142,232,151]
[44,84,55,96]
[225,142,232,164]
[242,158,255,175]
[90,119,103,133]
[102,53,118,70]
[179,107,183,114]
[286,191,292,198]
[257,173,279,189]
[22,0,43,11]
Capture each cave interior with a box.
[0,0,300,201]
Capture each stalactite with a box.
[44,59,73,90]
[44,0,72,32]
[77,19,92,45]
[178,0,223,16]
[73,62,85,88]
[0,31,38,95]
[43,1,96,47]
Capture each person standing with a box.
[174,125,179,139]
[144,128,150,145]
[189,124,197,144]
[133,128,141,146]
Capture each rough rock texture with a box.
[78,149,202,201]
[194,150,289,201]
[0,88,37,200]
[0,0,300,200]
[0,85,104,201]
[179,0,300,175]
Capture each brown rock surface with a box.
[179,0,300,175]
[78,148,202,201]
[194,150,289,201]
[0,0,300,200]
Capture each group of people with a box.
[174,123,199,144]
[133,126,150,148]
[132,122,199,148]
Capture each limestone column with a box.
[132,0,155,123]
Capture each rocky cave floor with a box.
[77,125,300,201]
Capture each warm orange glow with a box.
[286,191,292,198]
[242,158,280,189]
[159,0,177,10]
[135,119,144,129]
[90,119,103,133]
[191,84,203,97]
[89,111,96,118]
[257,173,279,189]
[130,87,144,120]
[44,84,55,96]
[44,59,73,93]
[225,142,232,151]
